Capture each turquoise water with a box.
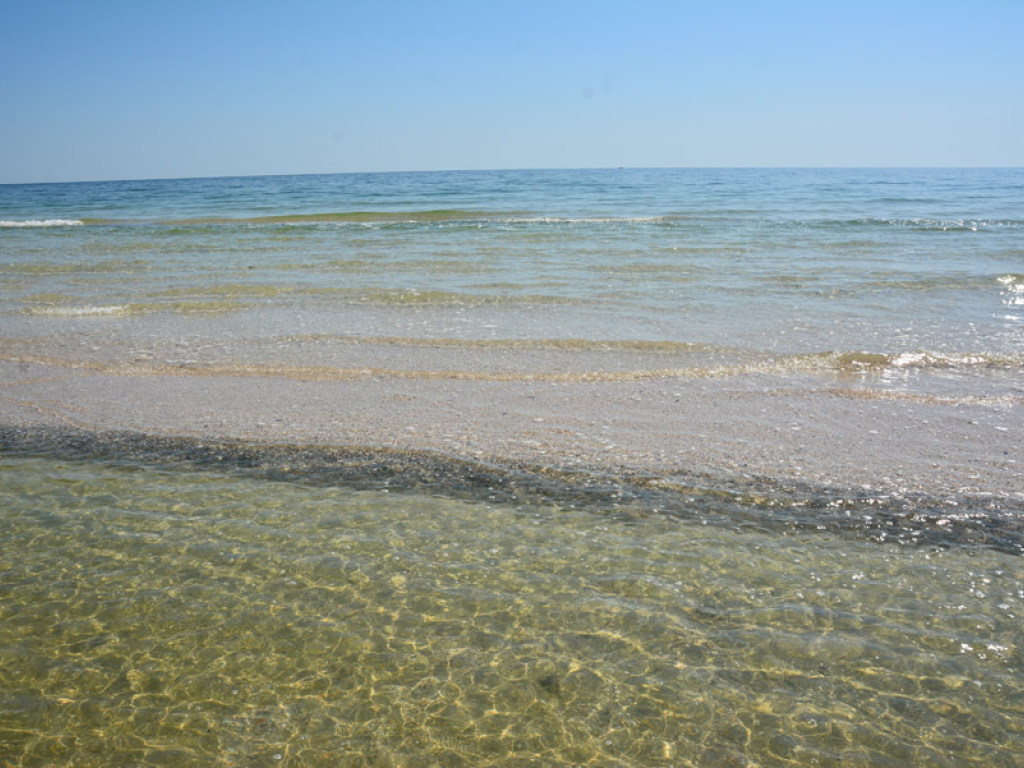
[2,169,1024,765]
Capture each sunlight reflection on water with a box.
[1,454,1021,766]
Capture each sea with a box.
[1,168,1023,766]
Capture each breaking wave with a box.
[0,219,84,228]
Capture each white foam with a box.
[0,219,84,228]
[891,352,988,369]
[30,305,129,316]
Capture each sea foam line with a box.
[0,219,84,228]
[27,305,129,316]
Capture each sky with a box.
[1,0,1022,183]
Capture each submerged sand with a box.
[1,358,1021,504]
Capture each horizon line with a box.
[3,164,1022,187]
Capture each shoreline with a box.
[2,359,1021,495]
[3,358,1022,552]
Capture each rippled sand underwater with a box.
[2,449,1022,767]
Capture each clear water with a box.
[2,168,1023,363]
[1,452,1022,767]
[2,169,1023,765]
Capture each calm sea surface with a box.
[2,168,1023,765]
[3,168,1023,356]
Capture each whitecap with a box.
[890,352,989,369]
[29,305,129,316]
[0,219,84,227]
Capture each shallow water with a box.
[3,169,1023,363]
[3,169,1023,433]
[1,450,1022,767]
[2,168,1023,766]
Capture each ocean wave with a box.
[130,211,673,228]
[0,219,84,228]
[813,217,1023,232]
[502,215,667,224]
[158,210,525,225]
[24,299,247,317]
[281,334,721,354]
[344,288,580,307]
[27,304,130,316]
[248,211,668,225]
[251,209,508,224]
[889,352,1009,369]
[246,213,1023,232]
[832,350,1022,371]
[998,274,1024,289]
[18,212,1015,233]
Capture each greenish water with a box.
[1,450,1022,767]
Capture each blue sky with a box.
[1,0,1021,182]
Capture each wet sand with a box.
[2,358,1021,505]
